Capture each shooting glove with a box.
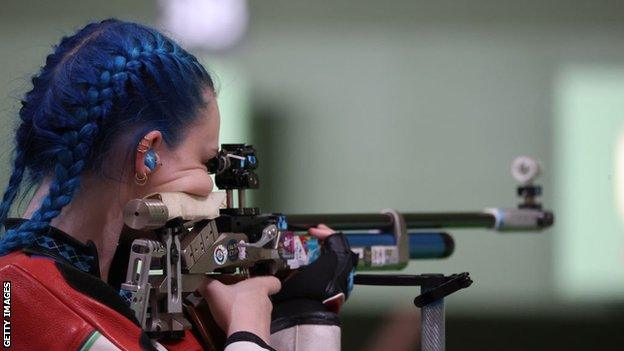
[270,232,359,333]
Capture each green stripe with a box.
[79,330,101,351]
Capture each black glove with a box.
[271,232,359,333]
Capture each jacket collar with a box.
[4,218,101,278]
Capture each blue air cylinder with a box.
[345,231,454,259]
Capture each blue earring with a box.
[144,149,161,171]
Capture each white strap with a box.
[225,340,273,351]
[270,325,341,351]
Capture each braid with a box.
[0,57,133,254]
[0,19,213,255]
[0,22,111,227]
[0,144,27,225]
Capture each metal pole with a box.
[226,190,233,208]
[421,286,445,351]
[286,212,496,231]
[238,189,246,208]
[354,274,471,351]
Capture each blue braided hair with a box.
[0,19,214,255]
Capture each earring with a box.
[144,149,161,171]
[137,136,150,153]
[134,172,148,186]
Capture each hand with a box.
[273,224,358,306]
[308,223,335,240]
[307,223,357,308]
[199,276,281,343]
[271,224,359,332]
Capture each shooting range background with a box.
[1,1,623,350]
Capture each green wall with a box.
[242,1,624,316]
[1,0,624,318]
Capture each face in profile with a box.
[110,89,221,284]
[135,88,221,199]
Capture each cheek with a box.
[176,171,214,197]
[148,168,215,197]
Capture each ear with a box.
[134,130,163,178]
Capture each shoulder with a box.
[0,252,153,350]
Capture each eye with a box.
[205,156,219,174]
[202,150,220,173]
[203,154,217,173]
[206,152,230,175]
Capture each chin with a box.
[148,175,214,198]
[179,178,215,197]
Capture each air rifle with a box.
[120,144,553,349]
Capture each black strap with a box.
[224,331,276,350]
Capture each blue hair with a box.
[0,19,214,255]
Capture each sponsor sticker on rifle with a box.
[350,247,364,260]
[238,240,247,260]
[371,246,399,266]
[213,244,227,265]
[286,236,309,269]
[227,239,239,261]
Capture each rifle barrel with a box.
[287,212,496,231]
